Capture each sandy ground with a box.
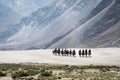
[0,48,120,65]
[0,77,12,80]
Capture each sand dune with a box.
[0,48,120,65]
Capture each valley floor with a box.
[0,48,120,65]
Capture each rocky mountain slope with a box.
[0,0,120,50]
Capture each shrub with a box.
[41,71,52,76]
[12,71,29,78]
[27,70,40,76]
[58,76,62,79]
[0,71,6,76]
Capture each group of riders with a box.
[52,48,92,57]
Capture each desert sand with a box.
[0,48,120,65]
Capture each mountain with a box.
[0,0,120,50]
[0,3,21,25]
[50,0,118,48]
[80,21,120,47]
[0,0,54,17]
[0,3,22,43]
[49,0,120,48]
[0,0,54,44]
[4,0,78,49]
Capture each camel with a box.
[72,50,76,57]
[88,49,91,57]
[79,50,81,57]
[85,49,88,57]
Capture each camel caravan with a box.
[52,48,92,57]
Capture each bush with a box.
[41,71,52,76]
[40,68,45,72]
[58,76,62,79]
[27,70,40,76]
[12,71,29,78]
[0,71,6,76]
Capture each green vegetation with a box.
[41,70,52,76]
[0,71,6,76]
[12,71,29,78]
[0,63,119,80]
